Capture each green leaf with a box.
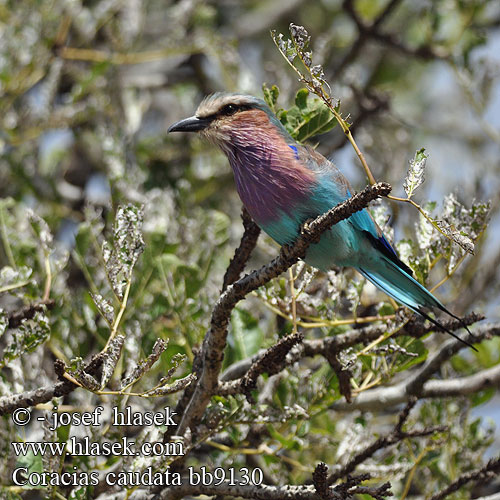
[266,424,301,450]
[435,220,475,255]
[471,388,495,407]
[295,88,309,109]
[294,106,336,142]
[157,253,187,271]
[103,204,145,300]
[377,302,395,316]
[74,222,92,256]
[17,450,45,490]
[279,89,336,142]
[0,312,50,368]
[57,422,71,445]
[0,266,32,294]
[68,486,90,500]
[27,210,53,256]
[228,308,264,361]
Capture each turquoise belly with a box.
[261,210,357,271]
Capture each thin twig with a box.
[328,397,446,484]
[429,455,500,500]
[7,299,55,329]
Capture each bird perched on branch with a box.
[168,92,474,347]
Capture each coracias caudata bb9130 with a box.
[168,92,473,347]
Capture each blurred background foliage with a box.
[1,0,500,498]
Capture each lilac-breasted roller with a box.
[168,92,473,346]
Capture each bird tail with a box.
[357,258,476,350]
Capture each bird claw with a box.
[301,218,315,234]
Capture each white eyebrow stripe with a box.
[196,94,258,118]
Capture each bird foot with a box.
[301,218,322,243]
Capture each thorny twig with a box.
[324,350,353,403]
[222,333,304,402]
[313,462,330,499]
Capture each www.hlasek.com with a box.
[12,467,264,488]
[12,436,184,457]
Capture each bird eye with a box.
[222,104,238,115]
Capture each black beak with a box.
[167,115,212,133]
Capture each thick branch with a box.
[304,313,483,357]
[159,477,391,500]
[160,482,317,500]
[0,379,74,415]
[177,183,392,436]
[97,458,500,500]
[164,209,259,443]
[0,355,103,416]
[222,207,261,291]
[100,479,392,500]
[405,328,482,394]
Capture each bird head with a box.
[168,92,292,147]
[168,92,316,226]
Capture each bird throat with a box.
[219,112,314,225]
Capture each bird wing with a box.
[297,144,413,276]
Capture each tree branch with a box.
[405,327,484,394]
[333,0,404,75]
[0,379,74,416]
[222,207,260,291]
[429,455,500,500]
[218,333,303,398]
[158,475,392,500]
[340,0,447,66]
[0,355,103,416]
